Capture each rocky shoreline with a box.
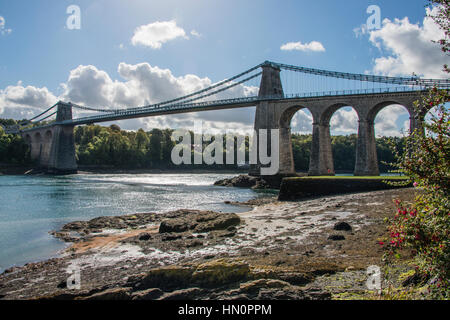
[0,188,417,300]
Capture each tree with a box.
[148,129,163,166]
[383,1,450,299]
[135,129,149,150]
[161,129,175,164]
[429,0,450,72]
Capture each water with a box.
[0,173,263,273]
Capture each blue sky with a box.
[0,0,447,136]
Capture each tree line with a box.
[0,120,404,172]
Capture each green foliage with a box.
[0,120,405,171]
[0,120,31,165]
[383,90,449,299]
[292,133,404,173]
[381,2,450,299]
[428,0,450,72]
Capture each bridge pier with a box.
[250,62,298,180]
[354,119,379,176]
[309,122,334,176]
[22,102,77,174]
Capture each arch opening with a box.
[327,104,359,174]
[34,132,42,143]
[45,130,52,143]
[372,103,411,174]
[281,105,314,174]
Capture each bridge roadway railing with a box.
[65,86,426,125]
[21,86,431,131]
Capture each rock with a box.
[239,279,291,294]
[192,259,250,287]
[223,294,250,300]
[159,220,190,233]
[252,179,270,190]
[186,239,203,248]
[333,222,352,231]
[76,287,132,300]
[158,211,240,234]
[138,232,152,241]
[328,235,346,241]
[302,287,332,300]
[277,273,312,286]
[214,175,270,189]
[161,233,182,241]
[194,214,240,233]
[129,266,194,291]
[131,288,163,300]
[159,288,203,300]
[345,266,355,272]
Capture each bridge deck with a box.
[20,89,426,132]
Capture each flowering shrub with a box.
[384,88,449,299]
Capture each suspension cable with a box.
[32,111,57,123]
[141,72,262,111]
[270,61,450,88]
[68,63,264,114]
[28,102,59,121]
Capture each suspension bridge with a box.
[2,60,449,176]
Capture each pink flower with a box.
[413,182,418,187]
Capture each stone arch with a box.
[276,104,315,175]
[45,130,53,142]
[24,134,32,144]
[30,132,43,162]
[368,101,414,135]
[279,105,316,128]
[34,132,42,143]
[354,101,412,176]
[278,105,316,174]
[320,103,360,174]
[320,103,361,126]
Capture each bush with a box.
[384,88,449,299]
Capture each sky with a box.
[0,0,448,137]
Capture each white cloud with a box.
[330,108,359,135]
[367,6,448,78]
[280,41,325,52]
[291,110,313,134]
[131,20,188,49]
[289,106,409,137]
[0,82,58,119]
[0,16,12,35]
[48,62,257,132]
[374,105,410,137]
[0,61,411,137]
[190,30,201,38]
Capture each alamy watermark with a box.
[66,5,81,30]
[366,265,382,294]
[66,264,81,290]
[366,5,381,31]
[170,121,280,176]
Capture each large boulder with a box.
[159,211,240,234]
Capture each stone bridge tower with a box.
[22,102,77,174]
[250,62,423,178]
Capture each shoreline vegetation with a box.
[1,120,405,174]
[0,177,423,300]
